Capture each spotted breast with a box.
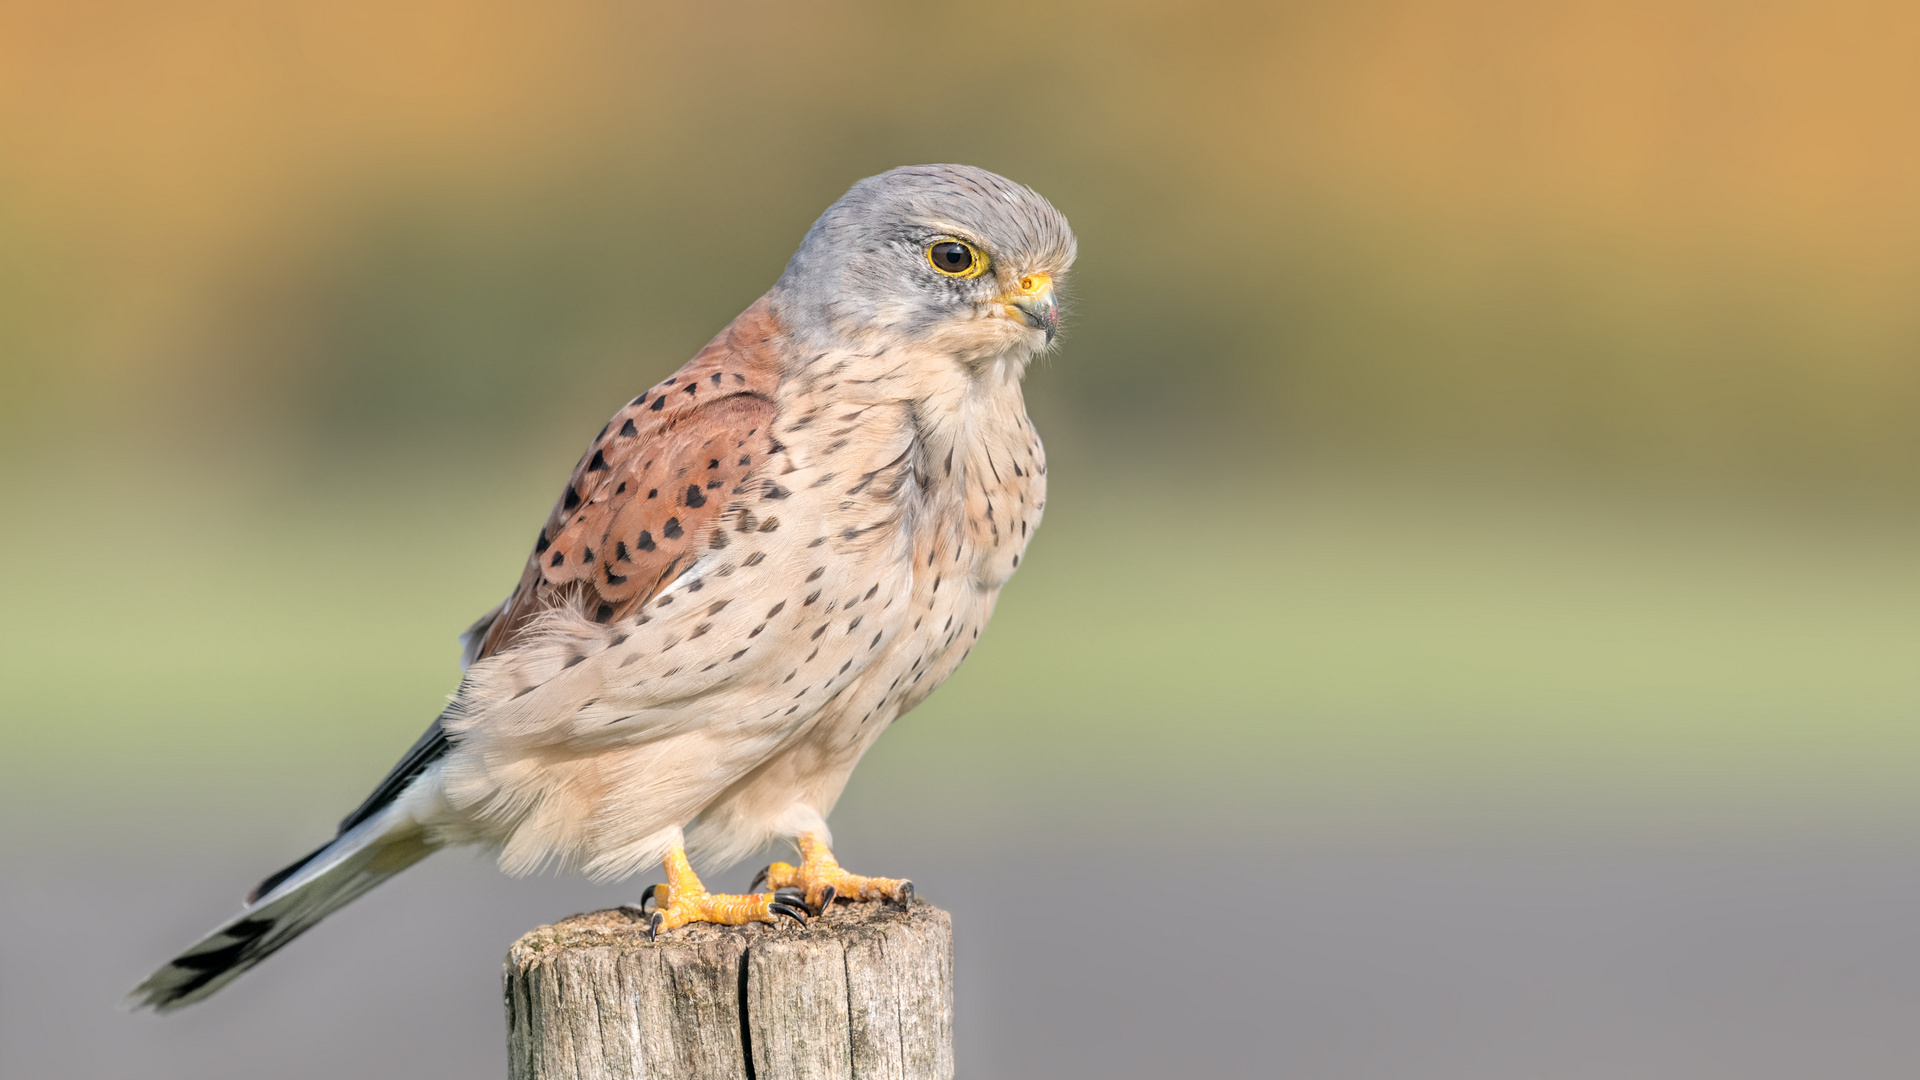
[431,302,1044,881]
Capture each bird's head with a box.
[772,164,1077,364]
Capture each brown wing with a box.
[469,298,785,661]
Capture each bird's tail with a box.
[123,805,439,1012]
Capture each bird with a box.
[127,164,1075,1011]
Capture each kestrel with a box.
[129,164,1075,1010]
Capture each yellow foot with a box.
[624,846,808,939]
[752,832,914,913]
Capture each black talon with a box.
[897,881,914,907]
[645,911,664,942]
[818,884,837,912]
[749,865,770,893]
[773,887,805,905]
[639,883,661,913]
[769,901,808,928]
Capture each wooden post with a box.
[504,900,953,1080]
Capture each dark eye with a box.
[927,240,981,277]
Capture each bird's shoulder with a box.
[468,299,789,660]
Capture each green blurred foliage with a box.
[2,455,1916,830]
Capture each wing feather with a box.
[341,299,785,838]
[472,299,784,659]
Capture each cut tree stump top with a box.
[505,900,953,1080]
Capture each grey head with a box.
[770,164,1077,361]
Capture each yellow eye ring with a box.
[927,239,988,279]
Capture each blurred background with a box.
[3,1,1919,1076]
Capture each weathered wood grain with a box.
[505,901,953,1080]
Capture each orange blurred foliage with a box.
[1,0,1915,487]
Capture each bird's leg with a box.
[754,832,913,913]
[626,845,807,939]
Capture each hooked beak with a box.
[999,272,1058,343]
